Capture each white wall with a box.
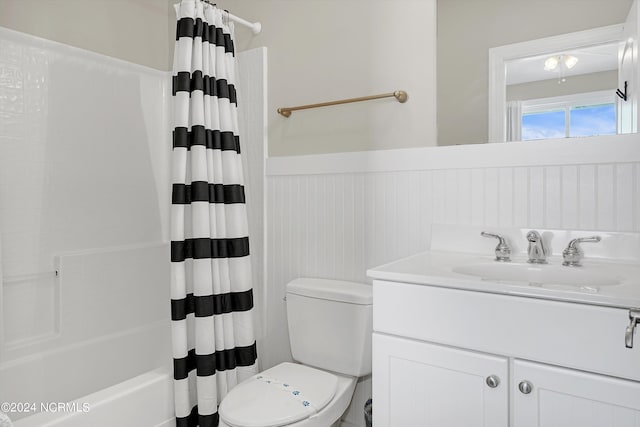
[507,70,618,101]
[0,0,174,71]
[214,0,437,156]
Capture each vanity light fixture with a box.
[544,54,578,71]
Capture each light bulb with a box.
[563,55,578,69]
[544,56,559,71]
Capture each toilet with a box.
[219,277,373,427]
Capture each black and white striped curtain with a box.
[171,1,258,426]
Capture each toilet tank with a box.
[286,278,373,377]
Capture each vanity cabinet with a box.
[371,279,640,427]
[373,333,508,427]
[513,359,640,427]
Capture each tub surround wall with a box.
[236,47,269,354]
[2,245,171,420]
[0,27,171,280]
[0,27,172,421]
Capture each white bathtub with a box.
[0,245,174,427]
[13,367,174,427]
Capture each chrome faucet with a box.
[562,236,601,267]
[526,230,547,264]
[481,231,511,262]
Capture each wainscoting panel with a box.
[267,161,640,349]
[267,162,640,285]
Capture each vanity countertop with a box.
[367,251,640,309]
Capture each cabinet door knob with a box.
[518,380,533,394]
[486,375,500,388]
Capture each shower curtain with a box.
[171,1,258,426]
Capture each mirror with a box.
[436,0,634,146]
[488,24,625,142]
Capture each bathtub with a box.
[13,367,174,427]
[0,244,174,427]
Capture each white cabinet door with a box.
[373,333,509,427]
[514,359,640,427]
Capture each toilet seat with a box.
[219,362,339,427]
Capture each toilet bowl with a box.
[218,278,373,427]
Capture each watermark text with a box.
[1,402,90,414]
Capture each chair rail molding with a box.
[266,133,640,176]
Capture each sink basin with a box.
[452,261,622,289]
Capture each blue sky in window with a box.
[570,104,616,137]
[522,104,615,140]
[522,110,565,140]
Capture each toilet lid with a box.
[219,362,338,427]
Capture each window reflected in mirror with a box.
[505,42,619,142]
[508,91,617,141]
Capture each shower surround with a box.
[0,25,266,425]
[0,26,171,422]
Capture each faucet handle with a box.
[562,236,601,267]
[481,232,511,262]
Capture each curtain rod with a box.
[199,0,262,34]
[277,90,408,118]
[226,11,262,34]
